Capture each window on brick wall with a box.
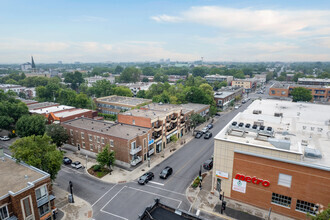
[271,193,291,208]
[110,140,114,147]
[70,129,73,136]
[97,136,100,143]
[81,132,84,139]
[89,134,92,141]
[101,137,105,144]
[278,173,292,188]
[133,120,135,125]
[82,142,85,148]
[90,144,93,151]
[35,185,48,201]
[0,205,9,220]
[296,200,319,215]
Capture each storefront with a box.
[156,140,162,153]
[166,130,178,143]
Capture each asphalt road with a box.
[53,98,256,220]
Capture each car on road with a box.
[138,172,154,185]
[63,157,72,165]
[203,158,213,170]
[0,136,10,141]
[71,161,82,169]
[204,132,212,139]
[159,166,173,179]
[234,105,240,109]
[215,113,221,117]
[195,131,203,139]
[207,123,213,129]
[201,127,209,134]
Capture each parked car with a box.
[201,127,209,134]
[0,136,10,141]
[203,158,213,170]
[63,157,72,165]
[215,113,221,117]
[207,123,213,129]
[204,132,213,139]
[159,166,173,179]
[71,161,82,169]
[138,172,154,185]
[195,131,203,139]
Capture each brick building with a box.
[95,95,152,115]
[269,83,330,102]
[47,108,97,124]
[214,87,243,110]
[212,100,330,219]
[205,75,233,85]
[27,102,59,111]
[231,79,257,93]
[29,105,75,115]
[297,78,330,86]
[0,152,55,220]
[62,118,152,168]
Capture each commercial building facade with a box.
[0,152,55,220]
[47,108,97,124]
[62,118,153,167]
[231,79,256,93]
[297,78,330,86]
[212,100,330,219]
[205,75,233,85]
[214,87,243,110]
[95,95,152,115]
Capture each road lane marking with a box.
[92,183,118,207]
[101,210,128,220]
[100,186,127,211]
[146,184,185,196]
[149,181,164,186]
[128,186,182,203]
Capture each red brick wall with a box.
[231,152,330,219]
[269,88,289,97]
[117,114,151,128]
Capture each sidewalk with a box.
[62,115,220,184]
[185,171,294,220]
[53,185,93,220]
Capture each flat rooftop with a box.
[298,78,330,83]
[179,103,210,113]
[121,108,169,120]
[30,105,75,114]
[143,103,181,112]
[0,154,49,198]
[270,82,290,89]
[27,102,59,110]
[96,95,152,107]
[53,109,91,118]
[63,118,149,140]
[215,99,330,168]
[17,99,38,105]
[214,91,235,99]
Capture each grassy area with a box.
[87,165,110,178]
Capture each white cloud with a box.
[152,6,330,37]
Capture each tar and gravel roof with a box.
[27,102,58,110]
[63,118,149,140]
[96,95,152,107]
[215,99,330,168]
[29,105,75,114]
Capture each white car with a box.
[0,136,10,141]
[71,161,83,169]
[234,105,240,109]
[201,127,209,134]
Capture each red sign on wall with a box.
[235,173,270,187]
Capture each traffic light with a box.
[222,201,227,210]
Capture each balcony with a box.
[154,125,162,132]
[167,126,176,132]
[166,121,171,126]
[130,146,142,155]
[180,119,185,124]
[131,156,142,166]
[171,117,177,122]
[180,115,184,119]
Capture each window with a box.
[271,193,291,208]
[82,142,85,148]
[22,197,32,218]
[0,205,9,220]
[278,173,292,188]
[35,185,48,201]
[71,138,74,145]
[132,120,135,125]
[110,140,114,147]
[296,200,319,215]
[89,134,92,141]
[97,136,100,143]
[38,203,50,217]
[90,144,93,151]
[70,129,73,136]
[144,138,147,149]
[101,137,105,144]
[81,132,84,139]
[131,141,136,149]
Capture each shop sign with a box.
[234,173,270,187]
[232,179,246,193]
[156,140,162,145]
[148,139,154,146]
[166,130,178,139]
[148,148,155,156]
[216,171,229,179]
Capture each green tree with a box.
[113,86,133,97]
[291,87,313,102]
[10,135,63,180]
[266,72,273,82]
[74,93,90,108]
[192,67,207,77]
[293,73,305,82]
[154,73,168,82]
[96,146,116,168]
[46,124,69,148]
[190,113,206,129]
[16,114,46,137]
[64,71,84,90]
[114,65,124,74]
[170,135,178,143]
[88,79,115,98]
[136,90,146,98]
[18,92,26,99]
[142,77,149,82]
[5,78,18,84]
[119,67,141,83]
[308,205,330,220]
[142,67,156,76]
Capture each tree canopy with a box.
[46,124,69,148]
[16,114,46,137]
[291,87,313,102]
[119,67,141,83]
[96,146,116,168]
[10,135,63,180]
[64,71,84,90]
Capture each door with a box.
[21,196,35,220]
[216,178,221,192]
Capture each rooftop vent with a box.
[268,138,290,150]
[274,112,283,117]
[24,175,28,179]
[304,147,322,159]
[301,140,308,146]
[253,110,262,115]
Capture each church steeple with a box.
[31,56,36,68]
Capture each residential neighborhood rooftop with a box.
[298,78,330,83]
[214,91,235,98]
[121,108,169,120]
[27,102,59,110]
[29,105,75,114]
[52,108,91,118]
[96,95,152,107]
[215,99,330,168]
[0,154,49,198]
[63,118,149,140]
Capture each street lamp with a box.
[109,160,112,175]
[147,152,150,168]
[69,181,74,203]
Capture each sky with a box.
[1,0,330,63]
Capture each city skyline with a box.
[1,0,330,63]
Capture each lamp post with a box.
[109,160,112,175]
[147,152,150,168]
[69,181,74,203]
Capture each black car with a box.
[207,123,213,129]
[138,172,154,185]
[203,159,213,170]
[215,113,221,116]
[204,132,212,139]
[195,131,203,139]
[63,157,72,165]
[159,166,173,179]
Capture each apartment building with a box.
[0,84,36,99]
[27,102,59,111]
[231,79,256,93]
[214,87,244,110]
[47,108,96,124]
[297,78,330,86]
[95,95,152,115]
[205,75,233,85]
[0,151,55,220]
[212,100,330,219]
[85,75,115,87]
[62,118,152,167]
